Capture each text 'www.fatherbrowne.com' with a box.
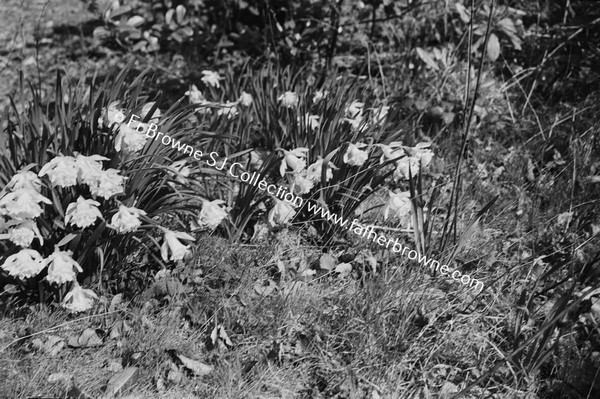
[127,113,484,294]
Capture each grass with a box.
[0,224,538,398]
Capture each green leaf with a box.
[486,33,501,61]
[416,47,439,71]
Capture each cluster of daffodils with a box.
[276,89,389,135]
[267,139,434,228]
[185,70,253,119]
[0,104,215,312]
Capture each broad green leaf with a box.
[416,47,439,71]
[486,33,501,61]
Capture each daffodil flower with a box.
[45,248,83,284]
[277,91,299,108]
[74,153,109,185]
[239,91,253,107]
[87,169,127,199]
[108,205,146,233]
[306,156,336,182]
[385,190,412,220]
[201,70,221,88]
[64,196,103,229]
[377,142,405,164]
[38,155,79,188]
[312,90,328,104]
[160,228,195,262]
[0,188,52,220]
[5,170,43,193]
[0,249,45,279]
[0,220,43,247]
[62,281,98,313]
[343,143,369,166]
[279,147,309,177]
[345,101,364,119]
[195,199,229,230]
[114,124,148,153]
[268,198,296,227]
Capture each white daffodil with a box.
[185,84,212,114]
[385,190,412,220]
[64,196,103,229]
[167,160,190,185]
[312,90,328,104]
[99,101,124,128]
[1,249,45,279]
[0,188,52,220]
[45,249,83,285]
[347,117,365,132]
[249,148,270,170]
[109,205,146,233]
[239,91,253,107]
[371,105,390,125]
[404,142,434,169]
[216,102,239,119]
[343,143,369,167]
[87,168,127,199]
[38,155,79,188]
[185,84,206,104]
[62,281,98,313]
[345,101,364,119]
[394,156,421,180]
[0,220,43,247]
[300,113,320,130]
[196,199,229,230]
[268,198,296,227]
[140,102,161,123]
[114,123,148,153]
[201,70,221,88]
[5,170,43,193]
[160,228,195,262]
[377,142,405,164]
[306,157,336,182]
[278,91,299,108]
[279,147,309,176]
[292,171,315,195]
[74,153,109,185]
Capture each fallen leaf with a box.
[32,335,65,356]
[253,279,277,296]
[319,253,337,271]
[167,367,184,383]
[107,360,123,373]
[335,262,353,274]
[176,354,213,376]
[439,381,459,398]
[67,328,104,348]
[210,325,233,350]
[109,294,124,312]
[556,211,574,227]
[110,320,131,340]
[48,372,72,384]
[301,269,316,277]
[105,367,139,397]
